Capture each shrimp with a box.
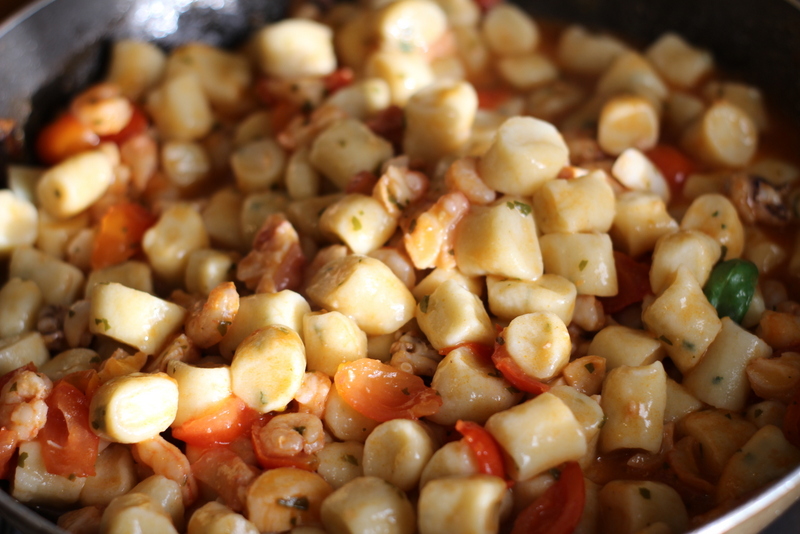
[56,505,103,534]
[444,157,496,205]
[120,133,158,192]
[184,282,240,348]
[255,413,326,457]
[144,333,200,373]
[390,332,442,377]
[191,447,259,512]
[237,214,306,293]
[132,435,198,506]
[37,304,68,352]
[403,191,470,270]
[726,172,792,226]
[294,372,331,418]
[0,366,53,442]
[278,103,348,150]
[373,156,430,217]
[70,82,133,136]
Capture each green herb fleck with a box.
[9,382,17,392]
[352,216,362,231]
[584,362,595,374]
[277,496,310,511]
[496,336,505,346]
[549,468,561,480]
[68,310,75,318]
[639,487,651,499]
[659,335,673,346]
[712,376,723,385]
[682,340,696,351]
[409,218,417,233]
[68,473,76,481]
[53,189,61,198]
[398,40,414,53]
[401,387,410,396]
[294,426,306,435]
[338,138,347,148]
[419,295,430,313]
[488,370,502,378]
[301,100,314,114]
[720,245,728,260]
[94,317,111,332]
[754,409,763,418]
[343,454,359,466]
[506,385,520,394]
[260,391,268,405]
[578,259,588,271]
[712,210,719,217]
[506,200,532,216]
[18,452,28,468]
[217,320,231,337]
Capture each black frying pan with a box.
[1,0,800,532]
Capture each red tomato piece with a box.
[345,170,379,195]
[456,420,507,481]
[0,429,18,480]
[599,251,652,314]
[476,88,514,110]
[365,105,405,152]
[59,369,101,399]
[439,342,494,361]
[250,416,320,472]
[99,105,149,146]
[491,339,551,396]
[645,145,695,198]
[473,0,503,12]
[36,112,100,165]
[334,359,443,422]
[323,67,355,95]
[38,381,99,478]
[173,396,259,448]
[511,462,586,534]
[91,202,156,270]
[784,386,800,448]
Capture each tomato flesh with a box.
[91,202,156,270]
[250,415,320,471]
[36,113,100,165]
[456,420,507,481]
[173,396,259,448]
[599,251,652,314]
[511,461,586,534]
[100,105,149,146]
[38,381,99,478]
[645,144,695,198]
[334,358,442,422]
[491,340,551,396]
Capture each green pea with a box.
[703,258,759,324]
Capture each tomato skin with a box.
[476,88,514,110]
[334,359,443,422]
[323,67,355,95]
[784,387,800,448]
[511,462,585,534]
[173,396,259,448]
[38,381,99,478]
[599,251,652,315]
[36,112,100,165]
[91,202,156,270]
[250,416,320,472]
[0,428,18,480]
[99,105,149,146]
[439,342,494,361]
[365,105,405,152]
[456,420,507,482]
[645,145,695,198]
[491,340,551,396]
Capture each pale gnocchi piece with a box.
[679,410,757,480]
[130,475,186,532]
[597,95,660,156]
[501,312,571,381]
[649,229,721,295]
[413,267,483,300]
[418,475,507,534]
[363,419,436,491]
[201,187,246,251]
[0,334,49,383]
[598,480,688,534]
[599,361,667,454]
[682,317,772,411]
[79,444,137,507]
[12,441,86,507]
[429,345,523,425]
[539,232,618,296]
[0,190,38,254]
[188,501,258,534]
[231,139,287,194]
[419,441,479,489]
[548,384,605,448]
[497,53,558,90]
[610,191,679,257]
[0,278,43,339]
[303,311,368,377]
[324,78,392,121]
[454,196,543,281]
[36,209,90,260]
[532,170,616,234]
[85,261,154,299]
[106,40,166,100]
[36,151,113,219]
[146,73,214,141]
[100,492,179,534]
[39,348,98,381]
[89,372,179,443]
[230,325,306,413]
[663,378,704,424]
[316,441,365,490]
[309,118,394,190]
[664,91,706,134]
[246,468,332,533]
[161,141,210,188]
[142,203,210,286]
[645,32,713,88]
[323,386,380,443]
[611,149,671,203]
[557,25,628,76]
[375,0,448,54]
[704,81,769,132]
[285,147,322,201]
[167,361,232,427]
[365,51,435,106]
[486,274,576,324]
[587,325,665,371]
[681,100,758,168]
[89,282,186,355]
[319,194,398,254]
[641,267,722,374]
[240,191,290,246]
[481,3,539,56]
[679,193,745,259]
[10,246,85,307]
[486,392,587,481]
[403,80,478,164]
[415,279,495,351]
[477,116,569,196]
[255,19,336,78]
[306,255,416,336]
[596,52,669,104]
[185,249,235,297]
[321,476,416,534]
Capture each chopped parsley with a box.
[18,452,28,468]
[584,362,595,374]
[659,335,673,346]
[94,317,111,332]
[352,216,362,231]
[401,387,410,396]
[549,468,561,480]
[639,487,651,499]
[506,200,532,216]
[277,496,310,511]
[419,295,430,313]
[294,426,306,435]
[343,454,359,466]
[217,320,232,337]
[712,376,724,384]
[578,259,588,271]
